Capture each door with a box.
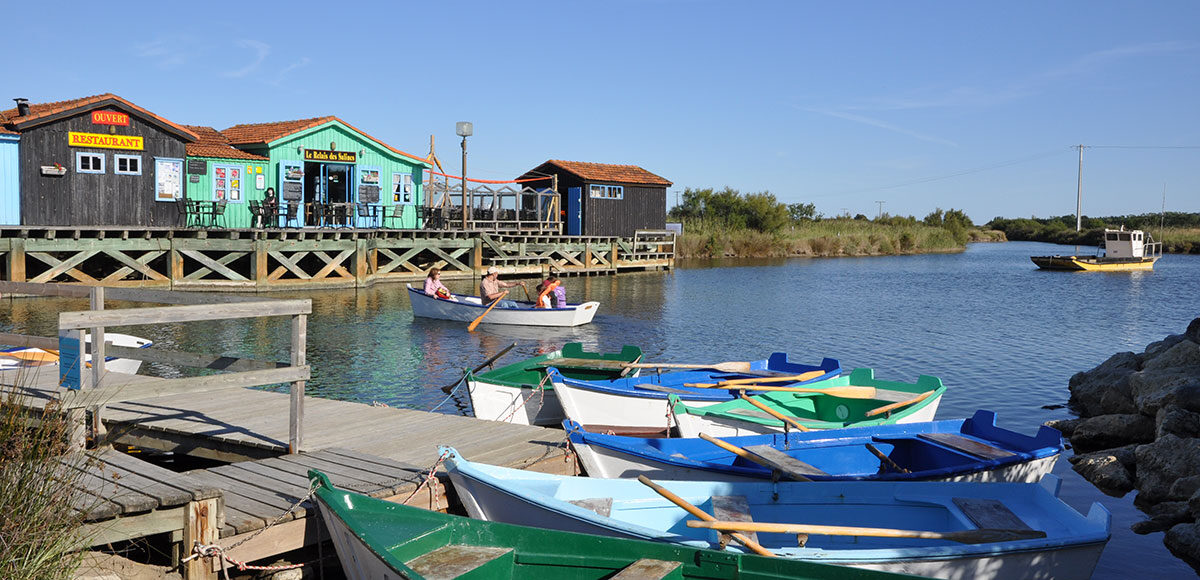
[567,187,582,235]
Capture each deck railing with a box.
[0,281,311,453]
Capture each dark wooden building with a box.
[0,94,196,227]
[517,160,672,236]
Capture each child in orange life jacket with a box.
[537,275,564,308]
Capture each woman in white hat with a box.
[479,266,524,308]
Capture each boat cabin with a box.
[1103,228,1159,260]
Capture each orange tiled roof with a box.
[182,125,268,160]
[0,93,197,140]
[223,116,428,165]
[540,160,672,186]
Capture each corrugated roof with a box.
[223,116,428,165]
[182,125,269,160]
[0,93,197,140]
[538,160,673,186]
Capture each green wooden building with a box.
[219,117,431,228]
[183,125,270,228]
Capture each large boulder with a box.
[1071,452,1135,497]
[1145,334,1188,360]
[1186,317,1200,344]
[1070,414,1155,452]
[1044,418,1082,438]
[1134,435,1200,503]
[1165,522,1200,572]
[1158,405,1200,439]
[1131,501,1193,534]
[1130,341,1200,415]
[1068,351,1141,416]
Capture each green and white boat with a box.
[309,469,918,580]
[672,368,946,438]
[467,342,643,425]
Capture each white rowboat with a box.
[407,284,599,327]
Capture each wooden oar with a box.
[698,433,812,481]
[737,395,810,432]
[623,361,753,373]
[636,475,776,557]
[865,443,910,473]
[688,384,877,399]
[864,390,935,417]
[0,350,60,363]
[687,370,827,388]
[439,342,517,393]
[686,520,1047,545]
[467,292,507,333]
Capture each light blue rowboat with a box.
[565,410,1064,483]
[441,446,1109,580]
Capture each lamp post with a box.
[456,121,473,230]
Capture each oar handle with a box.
[636,475,775,557]
[865,443,910,473]
[440,342,518,393]
[864,390,934,417]
[738,394,809,432]
[715,370,826,387]
[686,520,1047,544]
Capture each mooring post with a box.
[471,237,483,279]
[289,313,306,453]
[7,238,25,282]
[252,238,268,287]
[354,238,369,286]
[89,287,107,443]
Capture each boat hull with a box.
[469,377,565,425]
[1031,255,1158,271]
[555,376,724,430]
[0,332,152,375]
[673,397,940,438]
[443,448,1111,580]
[407,285,598,327]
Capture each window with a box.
[393,172,414,204]
[589,184,624,199]
[213,164,243,202]
[114,154,142,175]
[76,152,104,174]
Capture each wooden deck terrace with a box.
[7,367,574,578]
[0,226,674,291]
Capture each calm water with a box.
[3,241,1197,578]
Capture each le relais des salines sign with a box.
[67,110,143,150]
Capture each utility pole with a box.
[1075,144,1085,232]
[875,200,885,220]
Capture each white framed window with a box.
[114,154,142,175]
[588,184,623,199]
[76,152,105,174]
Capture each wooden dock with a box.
[8,366,573,577]
[0,227,675,291]
[0,282,575,578]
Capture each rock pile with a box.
[1046,317,1200,569]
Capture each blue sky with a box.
[8,1,1199,223]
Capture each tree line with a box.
[985,212,1200,245]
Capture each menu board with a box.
[155,158,183,201]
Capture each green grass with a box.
[1,374,94,580]
[675,218,979,259]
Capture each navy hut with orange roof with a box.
[518,160,672,236]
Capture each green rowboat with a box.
[671,368,946,437]
[467,343,643,425]
[309,469,918,580]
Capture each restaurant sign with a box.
[68,131,144,150]
[91,110,130,126]
[303,149,356,163]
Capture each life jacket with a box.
[536,280,560,308]
[435,287,452,300]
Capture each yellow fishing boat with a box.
[1032,228,1162,271]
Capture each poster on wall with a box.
[155,158,183,201]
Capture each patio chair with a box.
[356,203,375,228]
[248,200,263,228]
[212,200,228,228]
[176,198,190,227]
[284,203,299,228]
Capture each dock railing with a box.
[0,281,312,453]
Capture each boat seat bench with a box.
[743,445,829,479]
[405,545,514,578]
[711,495,758,544]
[918,433,1017,460]
[612,558,684,579]
[952,497,1033,531]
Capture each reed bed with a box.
[675,219,976,259]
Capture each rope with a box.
[430,369,469,412]
[181,479,319,576]
[425,169,551,184]
[402,449,451,510]
[498,373,551,423]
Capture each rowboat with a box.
[0,332,153,375]
[406,284,599,327]
[1032,228,1162,271]
[671,368,945,438]
[548,355,841,434]
[468,343,644,425]
[441,447,1110,580]
[566,410,1062,483]
[309,469,914,580]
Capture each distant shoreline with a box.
[672,223,1004,259]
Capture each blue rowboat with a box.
[547,354,841,432]
[442,446,1110,580]
[565,410,1063,483]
